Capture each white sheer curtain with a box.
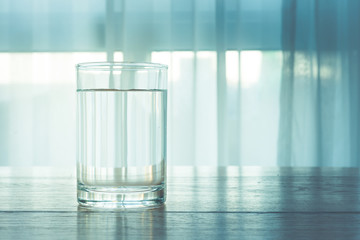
[0,0,356,167]
[278,0,360,167]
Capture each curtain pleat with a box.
[278,0,360,166]
[0,0,357,166]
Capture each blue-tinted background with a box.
[0,0,359,167]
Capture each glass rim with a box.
[76,61,168,71]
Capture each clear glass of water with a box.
[76,62,167,208]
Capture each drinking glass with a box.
[76,62,167,208]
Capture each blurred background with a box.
[0,0,359,167]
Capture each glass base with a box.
[77,183,166,209]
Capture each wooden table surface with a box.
[1,167,360,239]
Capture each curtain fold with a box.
[278,0,360,166]
[0,0,358,166]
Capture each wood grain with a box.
[0,167,360,239]
[1,211,360,239]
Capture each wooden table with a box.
[1,167,360,239]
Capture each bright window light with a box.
[172,51,194,82]
[0,53,10,84]
[240,51,262,88]
[151,51,171,66]
[0,52,107,84]
[151,51,171,81]
[196,51,217,66]
[114,52,124,61]
[71,52,107,65]
[151,51,195,82]
[226,51,239,88]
